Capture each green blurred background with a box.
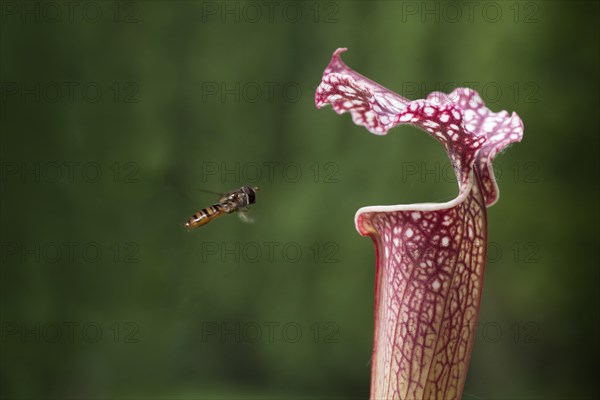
[1,1,598,399]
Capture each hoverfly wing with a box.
[197,188,226,196]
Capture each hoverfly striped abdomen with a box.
[185,203,225,230]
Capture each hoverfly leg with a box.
[237,209,255,224]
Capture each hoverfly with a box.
[184,186,259,230]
